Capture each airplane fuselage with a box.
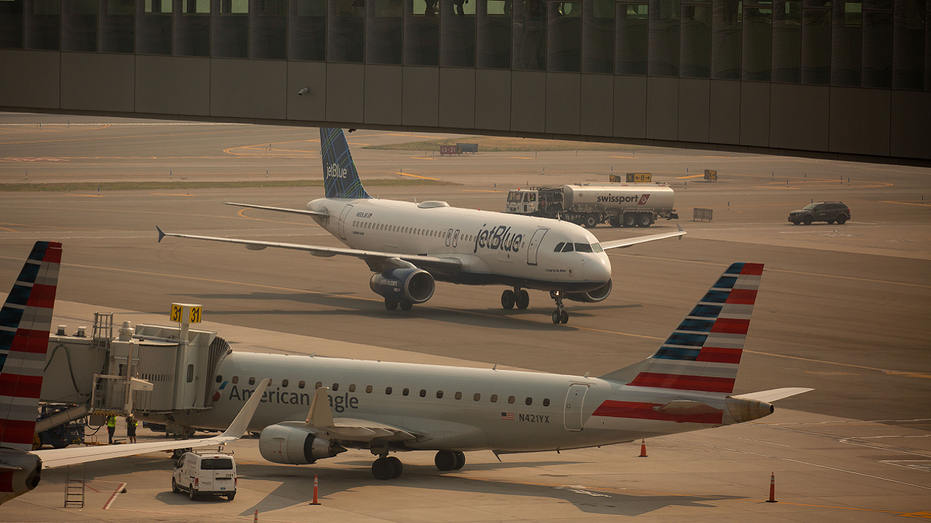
[173,351,731,453]
[308,197,613,292]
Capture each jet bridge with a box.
[36,304,231,440]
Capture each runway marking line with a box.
[103,482,127,510]
[399,172,440,181]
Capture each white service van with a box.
[171,450,237,501]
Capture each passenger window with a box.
[282,379,289,387]
[525,397,533,405]
[575,243,593,253]
[554,242,565,252]
[298,381,305,389]
[366,385,373,393]
[216,375,223,383]
[436,390,444,399]
[508,396,515,404]
[490,394,498,403]
[473,393,481,401]
[332,383,339,391]
[562,243,574,252]
[349,384,356,392]
[231,376,239,384]
[403,388,410,396]
[455,392,462,400]
[543,398,550,406]
[420,389,427,398]
[386,387,393,395]
[315,381,322,389]
[248,377,255,385]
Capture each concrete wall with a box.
[1,50,929,164]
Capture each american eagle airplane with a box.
[0,242,269,505]
[157,128,685,324]
[150,261,810,481]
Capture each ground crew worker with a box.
[106,415,116,444]
[126,416,137,444]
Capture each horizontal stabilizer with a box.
[225,202,328,217]
[730,387,813,403]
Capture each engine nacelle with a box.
[0,452,42,504]
[258,424,346,465]
[566,279,612,303]
[369,267,435,304]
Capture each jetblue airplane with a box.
[0,242,268,505]
[157,128,685,324]
[153,262,810,480]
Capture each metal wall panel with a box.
[545,72,581,135]
[580,74,614,137]
[678,77,710,142]
[739,80,770,146]
[0,50,60,109]
[769,83,829,152]
[364,65,403,125]
[402,66,439,127]
[890,90,931,160]
[510,71,546,133]
[613,75,647,138]
[136,55,210,116]
[210,59,287,120]
[709,79,741,145]
[326,63,365,124]
[287,61,327,122]
[439,68,476,129]
[829,87,891,157]
[61,53,135,112]
[474,69,511,131]
[646,76,678,140]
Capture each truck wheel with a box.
[584,215,598,228]
[189,485,198,501]
[623,214,636,228]
[803,215,812,225]
[172,477,180,494]
[636,214,653,227]
[609,216,621,227]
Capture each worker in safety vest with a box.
[126,416,138,444]
[106,415,116,444]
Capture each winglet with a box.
[306,387,334,428]
[219,378,270,439]
[156,225,165,243]
[677,224,684,238]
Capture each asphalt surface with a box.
[1,113,929,521]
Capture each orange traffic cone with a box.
[639,439,647,457]
[766,472,777,503]
[254,508,258,522]
[310,474,321,505]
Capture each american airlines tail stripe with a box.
[0,419,37,444]
[696,347,743,364]
[591,400,723,424]
[0,374,43,398]
[738,263,764,276]
[710,318,751,335]
[688,304,723,318]
[628,372,736,393]
[0,471,14,492]
[726,289,758,305]
[644,360,738,378]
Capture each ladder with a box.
[63,465,85,508]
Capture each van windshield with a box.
[507,191,524,203]
[200,458,234,470]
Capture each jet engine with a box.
[258,424,346,465]
[566,279,613,303]
[0,452,42,504]
[369,268,436,304]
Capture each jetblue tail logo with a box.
[319,128,371,200]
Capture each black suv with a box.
[788,202,850,225]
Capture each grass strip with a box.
[0,178,454,192]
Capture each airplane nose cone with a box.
[583,256,612,283]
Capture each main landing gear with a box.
[370,451,466,480]
[384,298,413,311]
[501,287,530,310]
[550,290,569,324]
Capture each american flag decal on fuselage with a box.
[627,262,762,394]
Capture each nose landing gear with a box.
[550,291,569,324]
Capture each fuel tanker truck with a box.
[505,183,678,228]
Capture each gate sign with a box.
[171,303,203,324]
[626,172,652,183]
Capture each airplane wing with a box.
[156,226,462,276]
[34,379,270,469]
[225,202,328,217]
[599,224,686,250]
[729,387,813,403]
[290,387,418,443]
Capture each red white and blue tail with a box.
[0,242,61,451]
[626,262,762,394]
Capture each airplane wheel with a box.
[560,310,569,324]
[387,456,403,479]
[453,451,466,470]
[400,301,413,311]
[385,299,398,310]
[516,290,529,310]
[435,450,456,471]
[501,290,516,309]
[372,457,394,480]
[552,311,561,324]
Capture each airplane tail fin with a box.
[319,128,371,200]
[602,262,763,394]
[0,242,61,451]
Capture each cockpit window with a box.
[554,242,565,252]
[575,243,593,253]
[562,243,574,252]
[593,243,604,253]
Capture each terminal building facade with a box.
[0,0,929,164]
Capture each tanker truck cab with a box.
[506,189,539,214]
[172,450,237,501]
